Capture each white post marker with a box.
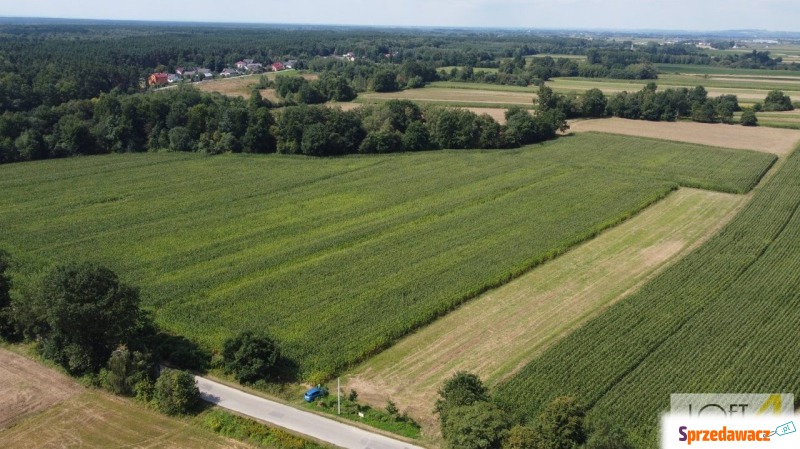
[337,377,341,415]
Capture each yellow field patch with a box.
[569,117,800,156]
[0,349,253,449]
[0,349,83,430]
[359,87,535,105]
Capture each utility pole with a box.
[337,377,341,415]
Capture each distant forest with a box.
[0,23,786,163]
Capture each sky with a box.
[2,0,799,32]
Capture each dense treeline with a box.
[1,79,760,164]
[605,84,741,123]
[588,44,800,71]
[441,56,657,88]
[0,86,275,162]
[0,84,571,163]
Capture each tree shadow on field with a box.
[272,354,301,383]
[150,333,212,372]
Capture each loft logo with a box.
[671,394,795,418]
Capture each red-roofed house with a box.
[148,73,169,86]
[271,62,285,72]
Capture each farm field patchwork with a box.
[0,349,255,449]
[547,77,800,103]
[569,117,800,156]
[346,187,746,430]
[655,63,800,77]
[357,86,536,106]
[0,134,775,379]
[734,110,800,130]
[495,141,800,447]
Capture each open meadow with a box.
[0,134,775,380]
[0,349,255,449]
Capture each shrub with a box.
[152,368,200,415]
[222,330,279,383]
[103,345,154,396]
[740,109,758,127]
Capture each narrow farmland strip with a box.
[495,144,800,446]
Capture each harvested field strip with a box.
[0,393,254,449]
[358,87,535,105]
[346,188,745,430]
[656,64,800,77]
[0,348,83,430]
[0,349,254,449]
[495,144,800,447]
[546,77,800,102]
[569,118,800,156]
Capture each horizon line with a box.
[0,16,797,36]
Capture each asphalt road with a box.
[196,376,427,449]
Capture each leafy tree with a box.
[168,126,195,152]
[152,368,200,415]
[435,371,489,418]
[300,123,331,156]
[740,109,758,126]
[402,121,432,151]
[503,425,539,449]
[688,85,709,107]
[504,107,537,147]
[536,85,558,111]
[534,396,586,449]
[441,402,510,449]
[691,102,717,123]
[318,73,356,102]
[221,330,280,383]
[243,108,276,153]
[763,90,794,111]
[248,89,267,110]
[581,89,608,118]
[14,129,48,161]
[104,345,155,396]
[297,82,326,104]
[532,109,569,141]
[359,129,403,154]
[371,69,399,92]
[21,262,145,375]
[53,114,96,157]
